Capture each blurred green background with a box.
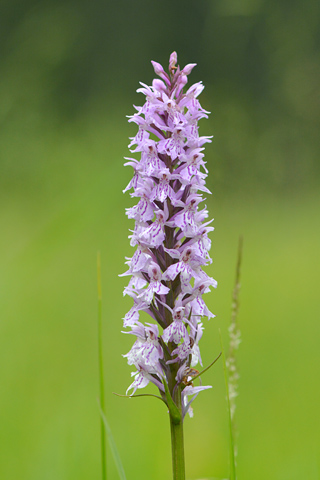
[1,0,319,479]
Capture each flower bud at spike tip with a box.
[152,79,166,92]
[176,75,188,97]
[121,52,216,419]
[151,60,165,76]
[151,60,170,85]
[169,51,178,71]
[181,63,197,76]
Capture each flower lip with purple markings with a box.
[121,52,216,417]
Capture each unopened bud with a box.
[181,63,197,76]
[151,61,170,85]
[151,61,165,76]
[152,79,167,93]
[169,51,178,72]
[176,74,188,96]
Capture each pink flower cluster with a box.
[121,52,216,418]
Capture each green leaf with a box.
[163,377,181,424]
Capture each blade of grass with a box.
[99,405,127,480]
[219,236,243,480]
[219,330,236,480]
[97,251,107,480]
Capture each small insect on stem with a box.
[182,368,200,386]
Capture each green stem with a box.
[169,387,185,480]
[97,252,107,480]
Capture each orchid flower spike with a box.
[121,52,216,419]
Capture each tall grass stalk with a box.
[227,237,243,457]
[97,251,107,480]
[220,332,236,480]
[220,236,243,480]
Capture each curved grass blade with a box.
[97,253,126,480]
[99,405,127,480]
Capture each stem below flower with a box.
[170,387,185,480]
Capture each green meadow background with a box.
[1,1,319,479]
